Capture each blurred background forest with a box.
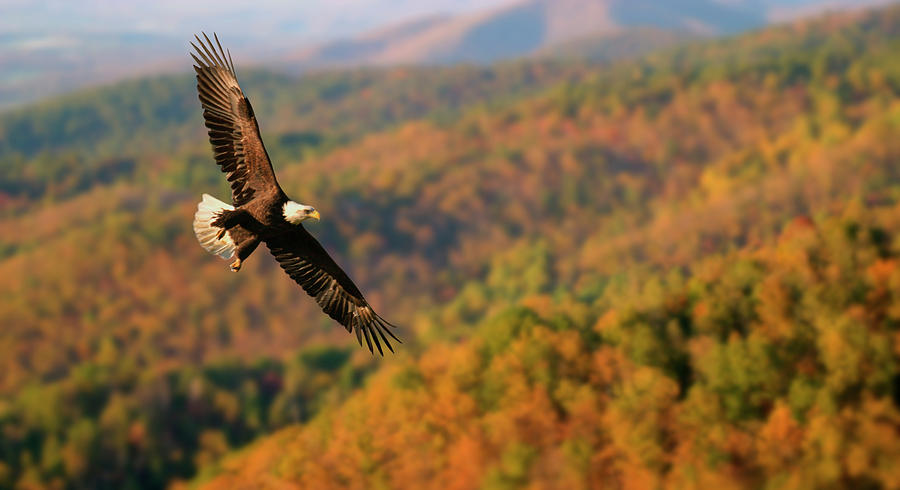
[2,0,900,488]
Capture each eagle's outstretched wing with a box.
[191,33,283,206]
[265,227,401,355]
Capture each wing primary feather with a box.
[376,315,402,343]
[191,38,215,67]
[200,32,219,64]
[189,52,207,69]
[361,323,374,354]
[370,326,384,356]
[339,299,352,330]
[373,318,396,352]
[190,43,214,68]
[227,48,236,74]
[375,324,394,353]
[214,33,234,75]
[197,34,223,70]
[206,32,227,67]
[354,319,364,347]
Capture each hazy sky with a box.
[0,0,512,44]
[1,1,888,46]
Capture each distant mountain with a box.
[766,0,897,20]
[284,0,756,68]
[282,0,894,69]
[0,0,507,110]
[0,32,186,110]
[0,0,894,109]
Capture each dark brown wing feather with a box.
[265,227,401,355]
[191,33,282,206]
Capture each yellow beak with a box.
[310,210,321,221]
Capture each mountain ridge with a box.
[283,0,764,68]
[280,0,895,69]
[0,0,893,109]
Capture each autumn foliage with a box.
[2,4,900,489]
[196,208,900,489]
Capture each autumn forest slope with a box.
[1,4,900,489]
[196,7,900,487]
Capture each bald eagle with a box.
[189,33,399,354]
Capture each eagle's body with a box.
[190,33,399,354]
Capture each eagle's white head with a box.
[283,201,320,225]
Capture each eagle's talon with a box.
[216,228,227,240]
[230,258,242,272]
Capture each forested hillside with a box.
[2,4,900,489]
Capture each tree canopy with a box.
[2,4,900,489]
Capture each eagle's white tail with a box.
[193,194,236,259]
